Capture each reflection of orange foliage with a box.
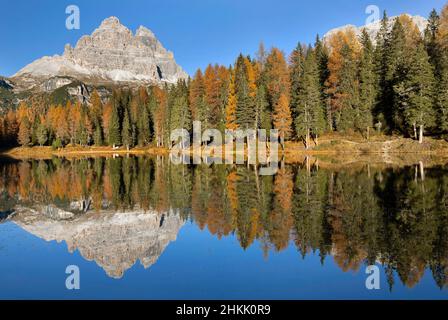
[399,259,426,288]
[103,170,113,201]
[191,169,208,230]
[17,162,31,199]
[274,167,293,212]
[226,170,239,224]
[328,187,367,272]
[248,208,260,245]
[4,158,448,291]
[268,167,294,251]
[206,183,232,239]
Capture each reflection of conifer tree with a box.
[136,157,154,211]
[191,164,212,230]
[292,162,328,258]
[235,166,259,249]
[167,160,193,218]
[108,157,124,208]
[150,156,169,211]
[206,165,233,238]
[122,157,136,208]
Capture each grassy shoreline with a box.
[2,134,448,160]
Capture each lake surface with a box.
[0,155,448,299]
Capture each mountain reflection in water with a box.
[0,155,448,290]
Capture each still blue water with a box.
[0,156,447,299]
[0,220,445,299]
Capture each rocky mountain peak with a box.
[98,16,122,29]
[136,25,156,38]
[12,16,188,91]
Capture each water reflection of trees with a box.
[1,156,448,289]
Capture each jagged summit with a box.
[12,16,188,91]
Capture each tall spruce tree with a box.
[108,98,122,147]
[425,9,441,72]
[293,47,326,148]
[36,122,48,146]
[374,11,391,131]
[336,42,360,132]
[387,18,408,132]
[358,30,376,139]
[90,90,104,145]
[314,35,331,130]
[395,42,436,143]
[169,79,191,148]
[122,109,133,150]
[290,43,306,129]
[235,54,257,129]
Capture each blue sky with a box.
[0,0,446,77]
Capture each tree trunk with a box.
[315,134,319,146]
[419,125,424,144]
[306,156,311,176]
[413,123,417,140]
[419,161,425,181]
[327,109,333,131]
[366,127,370,141]
[305,128,310,150]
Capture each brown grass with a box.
[2,133,448,160]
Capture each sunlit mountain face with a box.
[1,155,448,298]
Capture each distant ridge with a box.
[323,14,428,43]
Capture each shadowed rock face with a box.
[11,206,185,278]
[12,16,188,91]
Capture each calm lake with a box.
[0,155,448,299]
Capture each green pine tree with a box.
[235,54,256,129]
[122,109,133,150]
[108,101,122,147]
[169,80,191,148]
[374,10,391,131]
[385,18,408,132]
[293,47,326,148]
[394,42,436,143]
[93,124,103,146]
[336,43,359,132]
[36,123,48,146]
[424,9,441,72]
[314,35,331,130]
[290,43,306,126]
[358,30,376,139]
[438,54,448,131]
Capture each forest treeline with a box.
[1,157,448,289]
[1,5,448,149]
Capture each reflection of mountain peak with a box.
[12,206,184,278]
